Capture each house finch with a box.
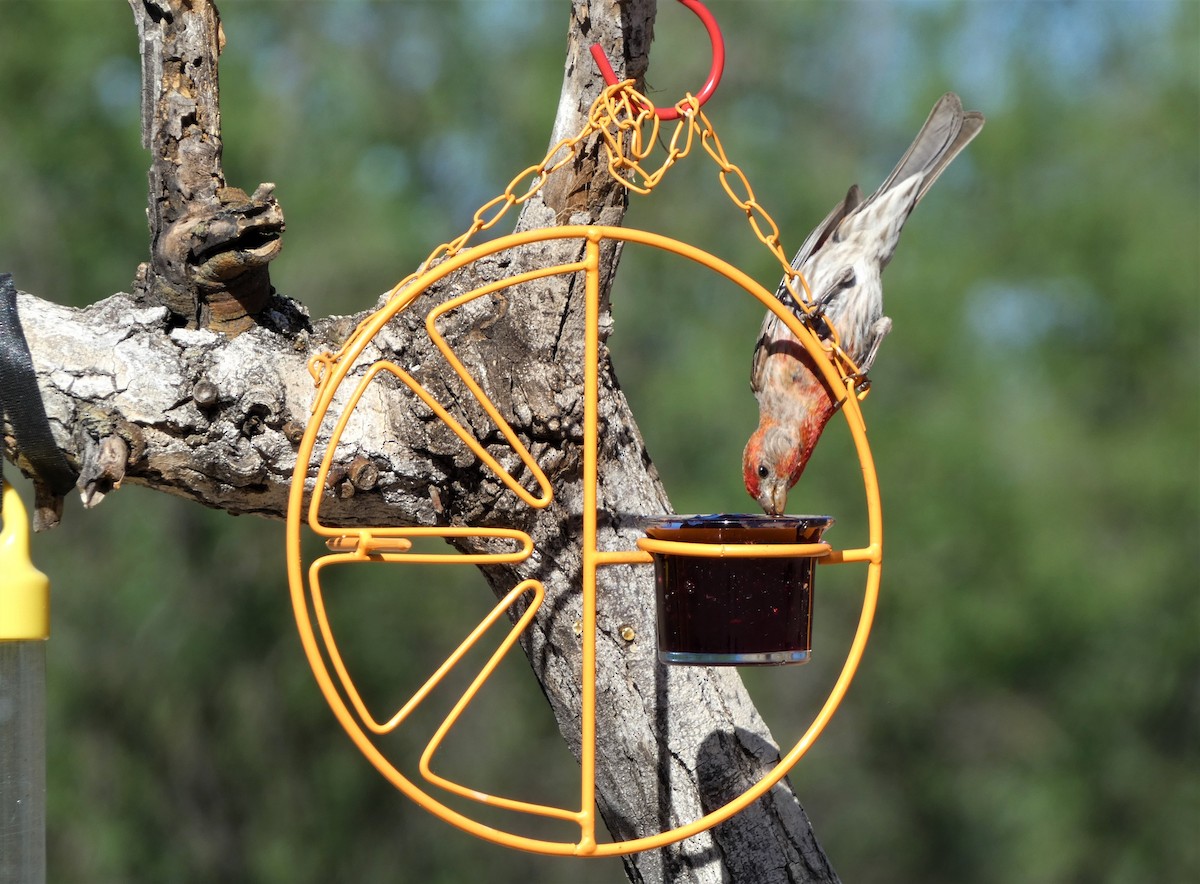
[743,93,984,515]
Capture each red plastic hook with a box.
[589,0,726,121]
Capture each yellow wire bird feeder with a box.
[286,1,881,857]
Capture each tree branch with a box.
[129,0,283,333]
[4,1,841,880]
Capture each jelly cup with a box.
[641,514,834,666]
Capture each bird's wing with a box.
[751,186,861,394]
[783,184,863,290]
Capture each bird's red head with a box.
[743,422,811,516]
[742,395,836,515]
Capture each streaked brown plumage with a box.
[744,93,984,515]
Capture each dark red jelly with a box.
[644,514,834,666]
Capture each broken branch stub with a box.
[129,0,284,334]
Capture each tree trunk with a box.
[3,2,839,881]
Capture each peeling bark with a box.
[129,0,284,332]
[3,1,841,881]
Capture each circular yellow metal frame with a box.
[285,224,882,856]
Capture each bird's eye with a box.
[757,465,769,479]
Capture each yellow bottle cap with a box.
[1,479,50,640]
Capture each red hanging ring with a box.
[589,0,725,122]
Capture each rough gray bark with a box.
[3,1,839,881]
[129,0,284,332]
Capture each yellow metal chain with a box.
[311,80,865,390]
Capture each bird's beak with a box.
[757,481,788,517]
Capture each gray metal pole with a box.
[0,640,46,884]
[1,481,49,884]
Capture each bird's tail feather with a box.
[871,93,985,207]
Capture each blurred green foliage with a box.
[1,1,1197,882]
